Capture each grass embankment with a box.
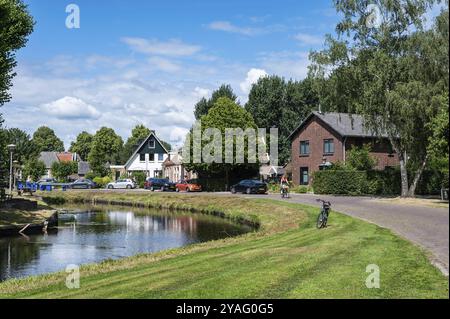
[0,191,447,298]
[0,198,54,227]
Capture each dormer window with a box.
[149,139,155,148]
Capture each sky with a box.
[1,0,439,151]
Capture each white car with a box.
[106,179,137,189]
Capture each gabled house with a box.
[123,131,169,178]
[38,151,89,180]
[288,111,399,186]
[162,150,197,182]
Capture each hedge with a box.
[312,169,448,196]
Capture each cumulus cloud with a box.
[148,56,181,73]
[40,96,101,120]
[240,68,268,93]
[122,37,201,56]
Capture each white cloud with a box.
[148,57,181,73]
[40,96,101,120]
[293,33,323,46]
[193,87,210,99]
[122,37,201,56]
[258,51,310,79]
[240,68,268,93]
[207,21,259,36]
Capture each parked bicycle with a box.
[316,199,331,229]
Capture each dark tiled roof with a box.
[38,152,59,168]
[289,112,388,139]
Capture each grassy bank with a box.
[0,198,54,227]
[0,191,447,298]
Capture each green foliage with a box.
[185,97,259,189]
[291,185,310,194]
[346,144,377,171]
[22,159,46,182]
[88,127,123,176]
[69,131,93,161]
[245,76,319,165]
[121,125,151,162]
[131,171,146,188]
[51,161,77,182]
[93,176,111,188]
[194,84,238,119]
[0,125,8,189]
[4,127,37,164]
[313,170,368,196]
[32,126,64,153]
[0,0,34,106]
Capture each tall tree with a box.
[194,84,238,119]
[32,126,65,153]
[69,131,93,161]
[185,97,258,189]
[0,0,34,106]
[310,0,447,197]
[5,128,37,164]
[121,125,151,162]
[245,76,319,165]
[88,127,123,176]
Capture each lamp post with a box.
[7,144,16,195]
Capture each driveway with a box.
[247,193,449,275]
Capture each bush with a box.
[131,171,146,188]
[291,185,309,194]
[312,170,368,195]
[23,159,46,182]
[93,176,111,188]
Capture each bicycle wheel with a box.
[316,211,326,229]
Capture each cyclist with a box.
[280,175,289,198]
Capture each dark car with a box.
[37,178,57,185]
[230,180,268,194]
[144,178,176,191]
[71,178,96,189]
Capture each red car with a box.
[175,179,202,192]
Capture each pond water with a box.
[0,206,252,282]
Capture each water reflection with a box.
[0,206,251,281]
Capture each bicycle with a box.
[316,199,331,229]
[280,185,290,198]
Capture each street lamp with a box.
[7,144,16,195]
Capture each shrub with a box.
[51,161,78,182]
[93,176,111,188]
[291,185,309,194]
[312,170,368,195]
[23,159,46,182]
[131,171,146,188]
[346,144,377,171]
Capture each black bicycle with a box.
[316,199,331,229]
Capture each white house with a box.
[123,131,169,178]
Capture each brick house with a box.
[288,111,399,186]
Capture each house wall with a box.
[126,153,168,177]
[290,117,399,186]
[291,117,344,186]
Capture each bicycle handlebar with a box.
[316,199,331,206]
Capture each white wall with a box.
[126,153,168,177]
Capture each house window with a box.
[139,154,145,162]
[149,139,155,148]
[323,139,334,154]
[300,140,310,156]
[300,167,309,185]
[158,153,164,161]
[149,154,155,161]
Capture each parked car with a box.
[71,178,96,189]
[106,179,137,189]
[175,179,202,192]
[144,178,176,191]
[230,180,268,194]
[37,178,57,185]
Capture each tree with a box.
[346,145,377,171]
[194,84,238,119]
[32,126,65,153]
[51,161,77,182]
[185,97,258,189]
[121,125,151,162]
[5,127,36,164]
[69,131,93,161]
[245,76,319,164]
[0,0,34,106]
[310,0,447,197]
[88,127,123,176]
[22,159,45,182]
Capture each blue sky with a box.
[1,1,350,149]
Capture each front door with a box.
[300,167,309,185]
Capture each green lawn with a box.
[0,191,447,298]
